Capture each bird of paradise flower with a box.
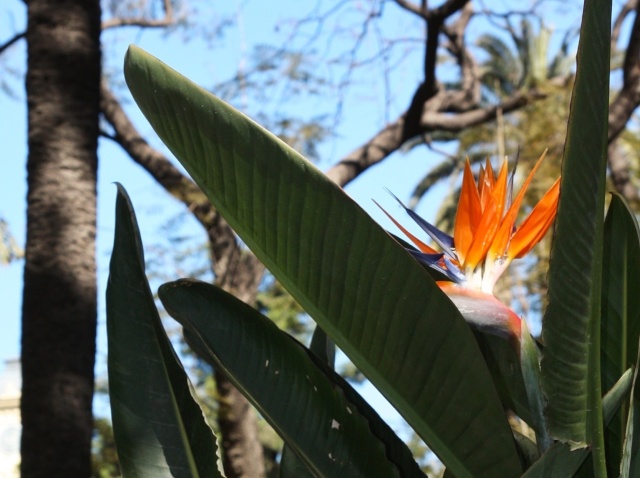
[376,150,560,340]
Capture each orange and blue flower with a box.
[377,151,559,338]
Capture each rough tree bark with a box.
[21,0,101,477]
[607,1,640,203]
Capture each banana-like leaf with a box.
[621,337,640,477]
[125,45,521,477]
[280,326,335,478]
[309,326,336,368]
[159,279,426,478]
[280,446,314,478]
[540,0,611,463]
[106,185,222,478]
[601,193,640,475]
[473,332,532,425]
[520,321,552,452]
[522,368,633,477]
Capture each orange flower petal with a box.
[485,157,496,186]
[477,164,486,195]
[479,158,495,210]
[509,178,560,259]
[454,159,482,264]
[489,150,548,259]
[464,159,509,269]
[374,200,440,254]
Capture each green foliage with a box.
[256,278,308,340]
[91,419,120,478]
[161,280,424,477]
[540,0,610,461]
[601,194,640,474]
[105,0,640,476]
[0,219,22,265]
[107,185,223,477]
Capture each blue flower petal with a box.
[386,189,456,259]
[408,250,464,284]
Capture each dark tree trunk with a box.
[21,0,101,476]
[214,371,267,478]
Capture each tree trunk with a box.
[215,371,266,478]
[21,0,101,476]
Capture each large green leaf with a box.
[601,193,640,475]
[473,332,532,426]
[522,368,633,477]
[540,0,611,465]
[159,279,426,478]
[125,45,521,477]
[621,338,640,477]
[280,446,314,478]
[106,185,222,478]
[280,326,336,478]
[520,321,552,452]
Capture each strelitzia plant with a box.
[106,0,640,476]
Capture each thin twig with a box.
[0,32,25,56]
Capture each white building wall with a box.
[0,359,21,478]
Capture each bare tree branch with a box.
[326,87,543,187]
[395,0,469,20]
[623,7,640,87]
[586,4,640,203]
[612,0,637,49]
[428,0,470,20]
[102,0,174,30]
[100,80,203,217]
[401,0,470,142]
[441,4,480,110]
[421,89,545,131]
[326,114,405,186]
[607,4,640,203]
[102,17,173,29]
[0,32,25,56]
[393,0,428,19]
[608,5,640,142]
[474,0,546,28]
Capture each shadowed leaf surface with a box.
[540,0,610,459]
[601,193,640,475]
[106,185,222,478]
[160,279,425,478]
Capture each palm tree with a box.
[21,0,100,476]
